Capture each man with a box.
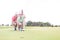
[20,10,25,30]
[17,10,25,31]
[12,14,17,31]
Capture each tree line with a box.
[26,21,60,27]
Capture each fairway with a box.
[0,26,60,40]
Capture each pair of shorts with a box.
[17,22,23,26]
[12,21,17,26]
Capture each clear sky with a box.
[0,0,60,25]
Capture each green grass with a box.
[0,26,60,40]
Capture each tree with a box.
[26,21,32,26]
[5,24,9,26]
[43,22,51,26]
[2,24,4,26]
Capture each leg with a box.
[18,26,20,31]
[17,23,21,31]
[14,23,17,31]
[21,23,24,31]
[13,22,17,31]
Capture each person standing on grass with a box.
[20,10,25,30]
[17,10,25,31]
[12,14,17,31]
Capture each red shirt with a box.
[12,16,17,22]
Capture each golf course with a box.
[0,26,60,40]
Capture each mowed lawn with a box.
[0,26,60,40]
